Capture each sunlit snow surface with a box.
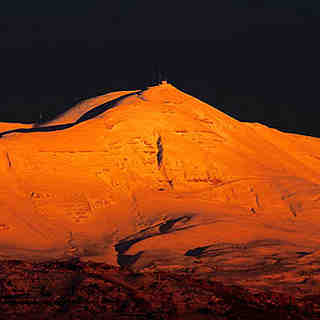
[1,82,320,294]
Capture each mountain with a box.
[1,82,320,294]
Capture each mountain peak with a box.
[141,81,191,104]
[0,84,320,294]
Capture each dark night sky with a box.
[1,1,320,136]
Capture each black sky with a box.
[1,1,320,136]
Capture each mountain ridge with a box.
[0,82,320,296]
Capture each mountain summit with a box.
[0,83,320,291]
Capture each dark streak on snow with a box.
[289,204,297,217]
[117,251,144,268]
[255,194,260,208]
[156,136,163,169]
[185,245,212,257]
[159,216,191,233]
[185,239,289,258]
[155,135,174,189]
[115,215,193,267]
[6,152,11,168]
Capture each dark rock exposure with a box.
[0,259,319,320]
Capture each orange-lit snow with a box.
[0,83,320,277]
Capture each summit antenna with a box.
[152,65,168,85]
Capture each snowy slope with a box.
[0,82,320,288]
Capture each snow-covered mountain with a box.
[0,82,320,291]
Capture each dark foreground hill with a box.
[0,259,319,320]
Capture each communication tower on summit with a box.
[159,71,168,84]
[152,66,168,85]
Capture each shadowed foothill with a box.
[0,91,140,138]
